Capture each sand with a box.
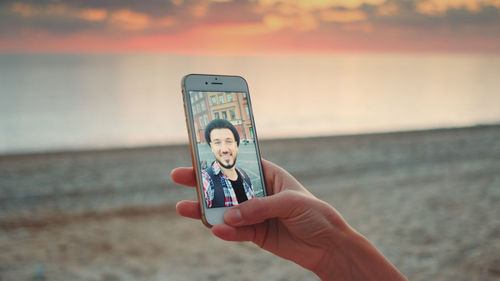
[0,125,499,280]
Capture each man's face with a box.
[210,128,238,169]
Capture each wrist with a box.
[313,227,407,281]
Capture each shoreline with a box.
[1,123,499,216]
[1,123,498,157]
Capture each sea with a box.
[1,53,499,155]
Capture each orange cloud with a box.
[262,14,295,30]
[377,3,399,16]
[11,2,36,17]
[79,9,108,22]
[11,2,109,23]
[263,12,318,31]
[110,9,150,30]
[11,3,69,17]
[192,3,209,17]
[257,1,376,32]
[258,0,385,10]
[321,9,366,22]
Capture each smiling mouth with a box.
[221,154,232,161]
[217,153,237,169]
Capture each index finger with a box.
[171,167,197,187]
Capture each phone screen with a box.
[186,90,266,209]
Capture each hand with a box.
[172,159,408,281]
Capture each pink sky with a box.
[1,0,499,54]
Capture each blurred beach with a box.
[1,125,499,281]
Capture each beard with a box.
[216,155,237,169]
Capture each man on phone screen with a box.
[202,119,255,208]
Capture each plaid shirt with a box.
[202,161,255,208]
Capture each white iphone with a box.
[181,74,267,227]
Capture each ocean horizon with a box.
[1,53,499,155]
[0,123,498,156]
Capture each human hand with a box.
[172,159,407,281]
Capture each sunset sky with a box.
[1,0,499,54]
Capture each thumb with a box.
[223,190,308,227]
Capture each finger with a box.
[224,190,307,227]
[171,167,197,187]
[176,200,201,220]
[211,224,257,242]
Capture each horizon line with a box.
[2,123,498,157]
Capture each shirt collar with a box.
[211,161,222,176]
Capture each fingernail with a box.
[225,208,243,225]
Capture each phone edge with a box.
[181,74,212,227]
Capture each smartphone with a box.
[181,74,267,227]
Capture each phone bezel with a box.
[181,74,266,227]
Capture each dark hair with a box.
[205,119,240,146]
